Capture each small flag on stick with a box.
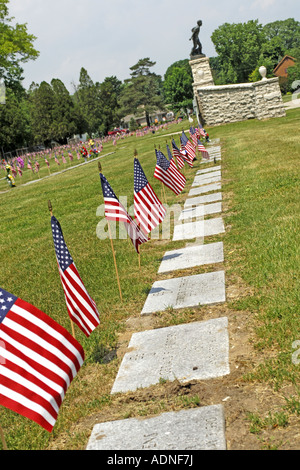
[0,287,84,433]
[134,157,166,234]
[100,171,148,254]
[171,139,185,169]
[50,206,100,338]
[180,131,196,163]
[154,149,186,195]
[197,139,210,159]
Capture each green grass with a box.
[0,109,300,449]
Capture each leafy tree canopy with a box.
[119,58,165,126]
[0,0,39,91]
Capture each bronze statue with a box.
[190,20,205,58]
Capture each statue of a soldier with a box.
[190,20,205,58]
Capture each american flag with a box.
[198,125,206,137]
[154,149,186,195]
[134,158,166,234]
[180,131,196,162]
[171,139,185,169]
[0,287,84,433]
[100,173,148,253]
[197,138,210,159]
[179,141,193,168]
[189,127,198,147]
[51,216,100,337]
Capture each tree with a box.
[119,58,165,127]
[51,78,77,143]
[0,88,32,151]
[0,0,39,91]
[163,61,193,113]
[263,18,300,52]
[211,20,266,83]
[74,67,102,136]
[28,81,56,145]
[98,76,123,135]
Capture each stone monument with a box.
[189,21,286,126]
[189,20,214,90]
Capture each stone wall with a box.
[189,56,286,126]
[194,78,286,126]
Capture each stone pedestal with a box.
[189,56,214,126]
[189,56,215,89]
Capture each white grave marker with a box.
[179,202,222,221]
[158,242,224,274]
[111,317,229,393]
[188,182,222,197]
[86,405,227,450]
[141,270,226,315]
[172,217,225,241]
[184,192,222,207]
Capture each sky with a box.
[8,0,300,92]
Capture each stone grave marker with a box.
[172,217,225,240]
[188,182,222,197]
[111,316,229,392]
[192,175,221,187]
[158,242,224,274]
[179,202,222,221]
[194,169,221,180]
[141,270,226,315]
[197,165,221,175]
[184,192,222,207]
[86,405,227,450]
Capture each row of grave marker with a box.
[86,142,229,450]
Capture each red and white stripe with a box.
[58,262,100,337]
[197,139,210,159]
[172,146,185,169]
[154,163,186,195]
[0,298,84,432]
[104,198,132,225]
[134,184,166,234]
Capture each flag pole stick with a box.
[134,150,142,271]
[98,162,123,302]
[0,422,8,450]
[108,221,123,302]
[48,200,76,338]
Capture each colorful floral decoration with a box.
[80,145,88,159]
[5,164,16,187]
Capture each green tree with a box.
[263,18,300,51]
[28,81,56,145]
[0,88,32,151]
[0,0,39,91]
[286,49,300,91]
[119,58,165,127]
[98,76,123,135]
[163,65,193,113]
[211,20,266,83]
[51,78,77,143]
[74,68,102,136]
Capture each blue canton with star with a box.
[156,150,170,170]
[134,158,148,192]
[51,216,73,272]
[0,288,18,324]
[100,173,118,200]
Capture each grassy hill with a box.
[0,109,299,450]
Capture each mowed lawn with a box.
[0,109,299,449]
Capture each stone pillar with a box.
[189,56,215,89]
[189,56,214,126]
